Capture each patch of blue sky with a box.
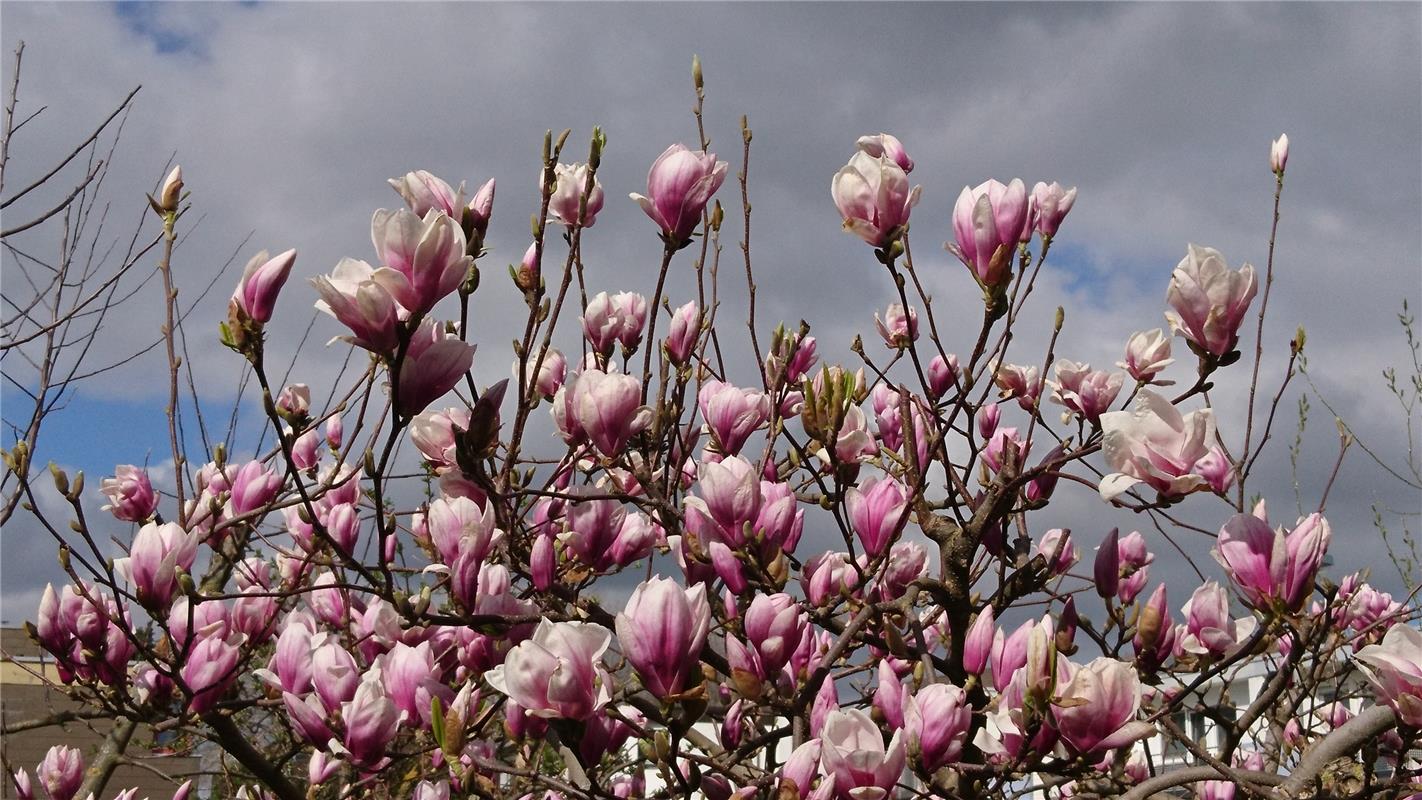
[3,387,269,476]
[111,2,211,59]
[1042,240,1174,305]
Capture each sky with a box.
[1,2,1420,625]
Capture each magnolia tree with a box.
[4,64,1420,800]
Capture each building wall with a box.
[1,629,199,800]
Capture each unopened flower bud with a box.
[1270,134,1289,174]
[158,165,183,212]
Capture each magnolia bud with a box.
[158,165,183,212]
[1270,134,1289,174]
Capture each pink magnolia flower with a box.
[1133,583,1177,669]
[875,541,928,601]
[992,361,1043,411]
[1339,581,1406,641]
[874,303,919,348]
[336,672,402,768]
[664,301,701,364]
[947,179,1029,288]
[810,676,841,739]
[484,619,612,720]
[369,207,472,315]
[37,746,83,800]
[380,641,454,727]
[290,428,319,471]
[1036,528,1079,577]
[710,540,749,594]
[1098,389,1218,501]
[1354,624,1422,726]
[698,380,771,456]
[615,577,711,698]
[905,682,971,772]
[1165,244,1258,358]
[12,768,31,800]
[1193,445,1236,494]
[305,570,349,628]
[744,593,808,677]
[312,257,401,354]
[1214,511,1331,612]
[412,781,450,800]
[1116,531,1154,603]
[553,369,651,458]
[230,588,277,646]
[832,149,921,247]
[582,291,648,354]
[100,465,158,523]
[1270,133,1290,174]
[1031,181,1077,239]
[125,521,199,609]
[846,476,909,557]
[562,496,657,572]
[409,406,471,469]
[521,348,566,399]
[764,329,819,386]
[530,528,557,591]
[276,383,311,418]
[802,550,862,607]
[870,387,929,470]
[964,606,995,676]
[685,454,761,546]
[196,461,234,496]
[855,132,914,173]
[283,690,334,747]
[310,638,362,713]
[928,353,959,398]
[1048,361,1123,424]
[1051,657,1155,755]
[631,144,729,244]
[396,318,476,417]
[545,162,604,228]
[514,241,540,290]
[425,495,502,566]
[42,583,133,687]
[256,612,317,694]
[982,426,1029,474]
[986,618,1032,692]
[167,596,228,652]
[182,627,246,713]
[873,661,906,729]
[1023,616,1060,701]
[466,178,495,237]
[228,460,282,517]
[1175,581,1257,658]
[1318,701,1354,731]
[1119,329,1175,384]
[819,708,907,800]
[231,248,296,324]
[780,740,823,797]
[387,170,461,218]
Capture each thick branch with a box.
[1274,704,1397,798]
[75,717,136,800]
[1120,767,1283,800]
[203,713,304,800]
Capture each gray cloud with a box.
[2,2,1419,622]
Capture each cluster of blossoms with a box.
[16,117,1422,800]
